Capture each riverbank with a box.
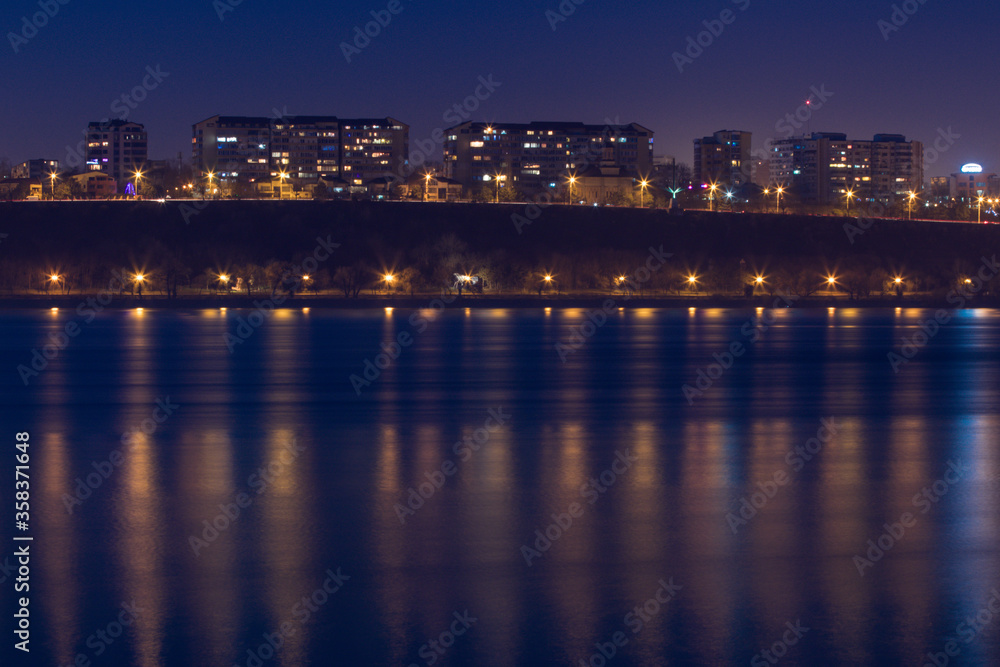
[3,293,997,309]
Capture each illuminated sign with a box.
[961,163,983,173]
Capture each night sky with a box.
[3,0,997,177]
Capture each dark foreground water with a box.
[1,307,999,667]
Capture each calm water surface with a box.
[1,307,999,666]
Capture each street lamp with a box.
[567,175,577,204]
[384,273,395,293]
[206,171,216,198]
[845,188,856,213]
[754,275,765,286]
[826,275,838,293]
[687,274,699,291]
[906,191,917,220]
[132,169,145,198]
[775,186,785,214]
[639,179,649,208]
[978,196,985,224]
[218,274,230,291]
[423,172,432,201]
[48,171,59,198]
[708,183,718,211]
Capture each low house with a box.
[256,178,294,199]
[575,163,637,205]
[71,172,118,199]
[0,178,43,199]
[408,174,463,202]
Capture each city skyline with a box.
[2,0,998,178]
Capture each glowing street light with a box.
[708,183,718,211]
[754,275,765,286]
[47,170,59,198]
[567,175,577,205]
[894,276,903,285]
[132,169,145,198]
[135,273,146,283]
[978,196,985,224]
[906,191,918,220]
[775,186,785,214]
[638,178,649,208]
[845,188,856,213]
[686,274,699,291]
[49,273,60,283]
[218,274,230,291]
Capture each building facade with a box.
[443,121,654,193]
[192,115,408,187]
[85,120,147,191]
[770,133,923,204]
[948,164,1000,201]
[12,159,60,180]
[694,130,751,188]
[71,172,118,199]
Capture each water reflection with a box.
[4,308,999,666]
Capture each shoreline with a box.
[2,294,996,310]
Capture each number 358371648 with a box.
[15,432,29,523]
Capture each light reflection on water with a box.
[1,308,998,666]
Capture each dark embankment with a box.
[1,200,998,298]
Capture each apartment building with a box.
[443,121,654,193]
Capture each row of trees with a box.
[3,248,994,300]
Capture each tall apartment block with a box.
[192,115,408,185]
[85,120,148,190]
[443,121,654,193]
[770,133,923,204]
[693,130,752,188]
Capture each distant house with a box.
[407,174,463,202]
[575,163,637,204]
[0,178,43,199]
[71,172,117,199]
[256,177,294,199]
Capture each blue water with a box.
[1,307,999,666]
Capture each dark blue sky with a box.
[3,0,996,176]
